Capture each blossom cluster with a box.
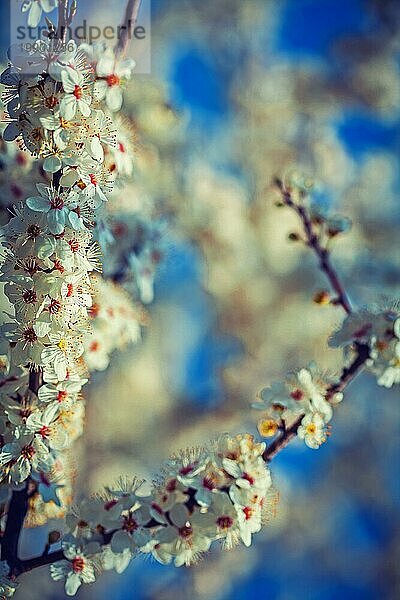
[0,35,137,493]
[84,274,146,372]
[253,303,400,451]
[330,305,400,388]
[253,364,342,449]
[102,214,167,304]
[48,434,275,596]
[281,171,353,241]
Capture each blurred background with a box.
[1,0,400,598]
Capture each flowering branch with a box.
[262,342,370,461]
[0,0,398,594]
[275,178,352,315]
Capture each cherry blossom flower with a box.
[92,47,135,112]
[297,413,328,449]
[0,433,53,484]
[153,504,214,567]
[60,68,92,121]
[26,184,88,232]
[50,542,97,596]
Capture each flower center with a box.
[53,259,65,273]
[39,425,51,438]
[22,289,37,304]
[89,341,99,352]
[66,283,74,297]
[104,499,118,511]
[57,390,68,402]
[242,472,255,485]
[73,85,83,100]
[89,173,98,186]
[216,515,234,529]
[50,196,64,210]
[23,327,37,343]
[166,478,177,492]
[179,463,196,476]
[31,127,43,142]
[68,240,79,253]
[375,339,388,352]
[89,303,100,317]
[72,557,85,573]
[202,475,217,490]
[45,95,59,108]
[21,258,40,276]
[106,74,120,87]
[353,324,372,339]
[21,445,35,460]
[26,224,41,238]
[57,338,67,352]
[178,524,193,539]
[48,299,61,314]
[19,407,32,420]
[123,514,138,533]
[306,423,317,435]
[258,418,278,438]
[290,389,304,401]
[243,506,253,521]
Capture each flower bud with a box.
[313,290,331,305]
[48,530,61,545]
[258,418,279,438]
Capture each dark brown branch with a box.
[327,342,370,398]
[262,342,370,461]
[1,485,29,570]
[1,370,43,573]
[16,550,65,576]
[262,415,303,462]
[115,0,143,57]
[276,179,352,315]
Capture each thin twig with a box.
[115,0,143,58]
[276,179,352,315]
[262,343,370,461]
[56,0,76,42]
[56,0,68,41]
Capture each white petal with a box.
[60,96,77,121]
[65,572,82,596]
[106,87,123,112]
[27,3,42,27]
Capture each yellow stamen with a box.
[258,419,278,438]
[57,339,67,352]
